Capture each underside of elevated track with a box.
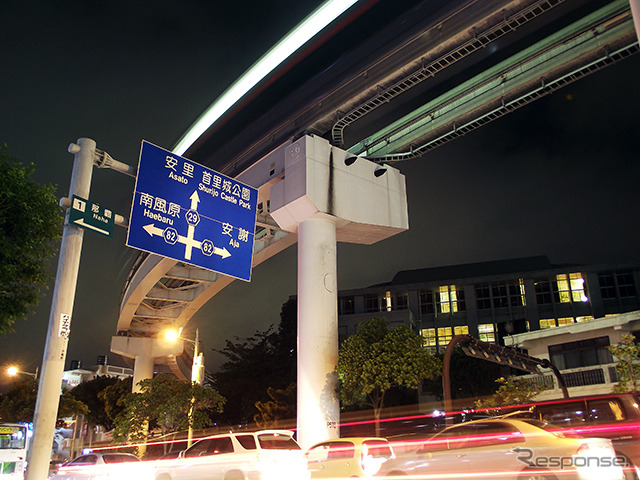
[113,0,638,380]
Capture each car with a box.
[376,418,625,480]
[495,393,640,479]
[51,452,145,480]
[305,437,394,478]
[152,429,309,480]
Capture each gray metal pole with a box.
[187,328,200,448]
[26,138,95,480]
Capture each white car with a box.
[377,418,625,480]
[51,452,147,480]
[306,437,394,478]
[152,429,309,480]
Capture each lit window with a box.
[384,291,393,312]
[421,328,436,347]
[437,285,465,314]
[454,326,469,336]
[557,317,574,326]
[556,273,588,303]
[540,319,556,329]
[515,279,526,307]
[438,327,452,347]
[380,291,409,311]
[438,286,451,313]
[576,316,593,323]
[478,324,495,342]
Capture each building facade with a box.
[337,256,640,354]
[504,310,640,399]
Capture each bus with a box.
[0,424,30,480]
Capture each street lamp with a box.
[163,328,204,447]
[7,366,38,379]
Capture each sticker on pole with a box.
[126,141,258,281]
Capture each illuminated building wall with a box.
[336,256,640,353]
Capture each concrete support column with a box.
[111,335,183,392]
[132,354,155,393]
[297,216,339,449]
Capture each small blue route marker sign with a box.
[126,141,258,281]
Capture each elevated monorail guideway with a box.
[114,0,639,447]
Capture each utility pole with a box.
[26,139,133,480]
[25,139,95,480]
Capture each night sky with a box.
[1,1,639,393]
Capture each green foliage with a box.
[0,378,88,422]
[98,377,132,428]
[58,391,89,418]
[70,376,122,429]
[213,298,297,424]
[475,376,542,410]
[336,317,441,425]
[111,374,225,441]
[254,383,296,429]
[608,334,640,393]
[0,145,63,334]
[0,378,37,422]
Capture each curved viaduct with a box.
[112,0,638,403]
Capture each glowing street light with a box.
[7,366,38,379]
[164,328,181,343]
[163,328,204,447]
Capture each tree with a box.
[475,376,542,410]
[70,376,122,430]
[608,334,640,393]
[0,145,63,334]
[213,298,297,425]
[111,373,225,442]
[336,317,441,435]
[0,378,88,423]
[98,377,132,428]
[254,383,296,429]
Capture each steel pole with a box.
[187,328,200,448]
[26,138,95,480]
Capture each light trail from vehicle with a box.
[173,0,359,156]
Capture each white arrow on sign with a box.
[142,223,231,259]
[190,191,200,210]
[72,218,110,236]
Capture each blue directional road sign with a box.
[126,141,258,281]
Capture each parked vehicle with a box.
[152,429,309,480]
[495,393,640,479]
[376,418,624,480]
[0,424,29,480]
[306,437,394,478]
[51,452,144,480]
